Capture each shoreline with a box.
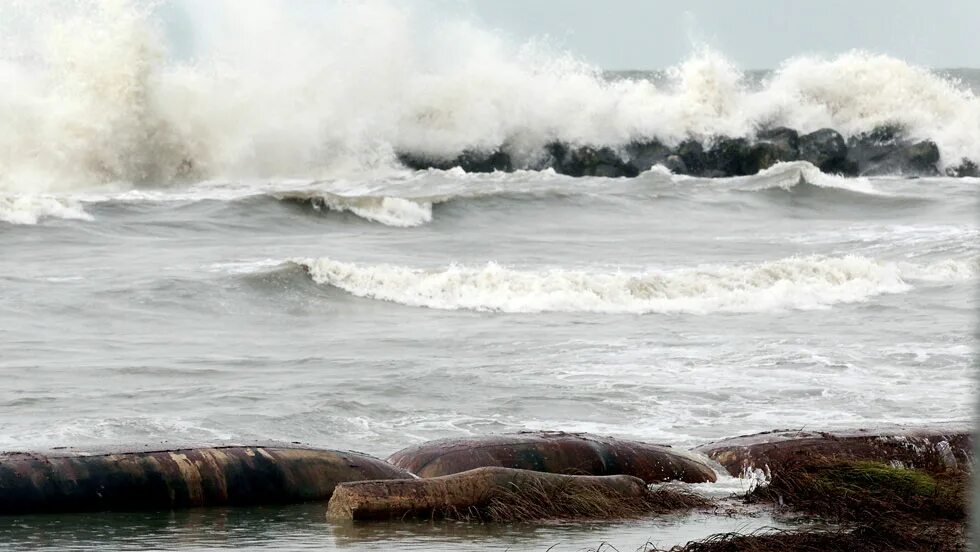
[0,424,969,550]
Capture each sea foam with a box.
[0,195,92,225]
[0,0,977,194]
[296,255,977,314]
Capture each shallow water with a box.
[0,503,792,551]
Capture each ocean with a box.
[0,2,977,550]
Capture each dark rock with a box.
[743,142,792,174]
[863,123,905,144]
[694,425,972,477]
[748,126,800,173]
[799,128,855,175]
[624,140,672,173]
[946,159,979,177]
[397,152,450,171]
[846,127,903,173]
[693,131,800,178]
[580,146,637,178]
[394,125,948,178]
[0,445,413,514]
[663,155,688,174]
[704,137,751,177]
[674,139,706,175]
[548,144,638,178]
[756,127,800,152]
[902,141,941,175]
[847,125,940,176]
[397,150,512,173]
[541,142,570,172]
[455,150,513,173]
[388,431,717,483]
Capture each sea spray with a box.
[0,0,977,194]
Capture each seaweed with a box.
[749,459,967,522]
[647,458,969,552]
[647,522,965,552]
[445,481,709,523]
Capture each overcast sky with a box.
[451,0,980,69]
[156,0,979,70]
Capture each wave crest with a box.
[275,192,432,227]
[295,255,976,314]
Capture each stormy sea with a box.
[0,1,977,550]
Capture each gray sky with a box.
[451,0,980,69]
[158,0,979,70]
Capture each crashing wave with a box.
[0,1,977,193]
[0,195,93,225]
[294,255,977,314]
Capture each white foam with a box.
[0,2,976,194]
[296,255,976,314]
[205,259,284,275]
[653,470,768,500]
[899,257,979,282]
[0,416,236,452]
[0,195,93,224]
[762,52,980,168]
[647,451,768,500]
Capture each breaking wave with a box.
[275,192,433,228]
[0,196,92,225]
[726,161,880,195]
[0,160,932,226]
[0,1,977,194]
[295,255,977,314]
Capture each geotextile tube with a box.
[325,466,650,521]
[387,431,716,483]
[694,425,973,476]
[0,445,413,514]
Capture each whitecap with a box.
[294,254,976,314]
[0,195,93,225]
